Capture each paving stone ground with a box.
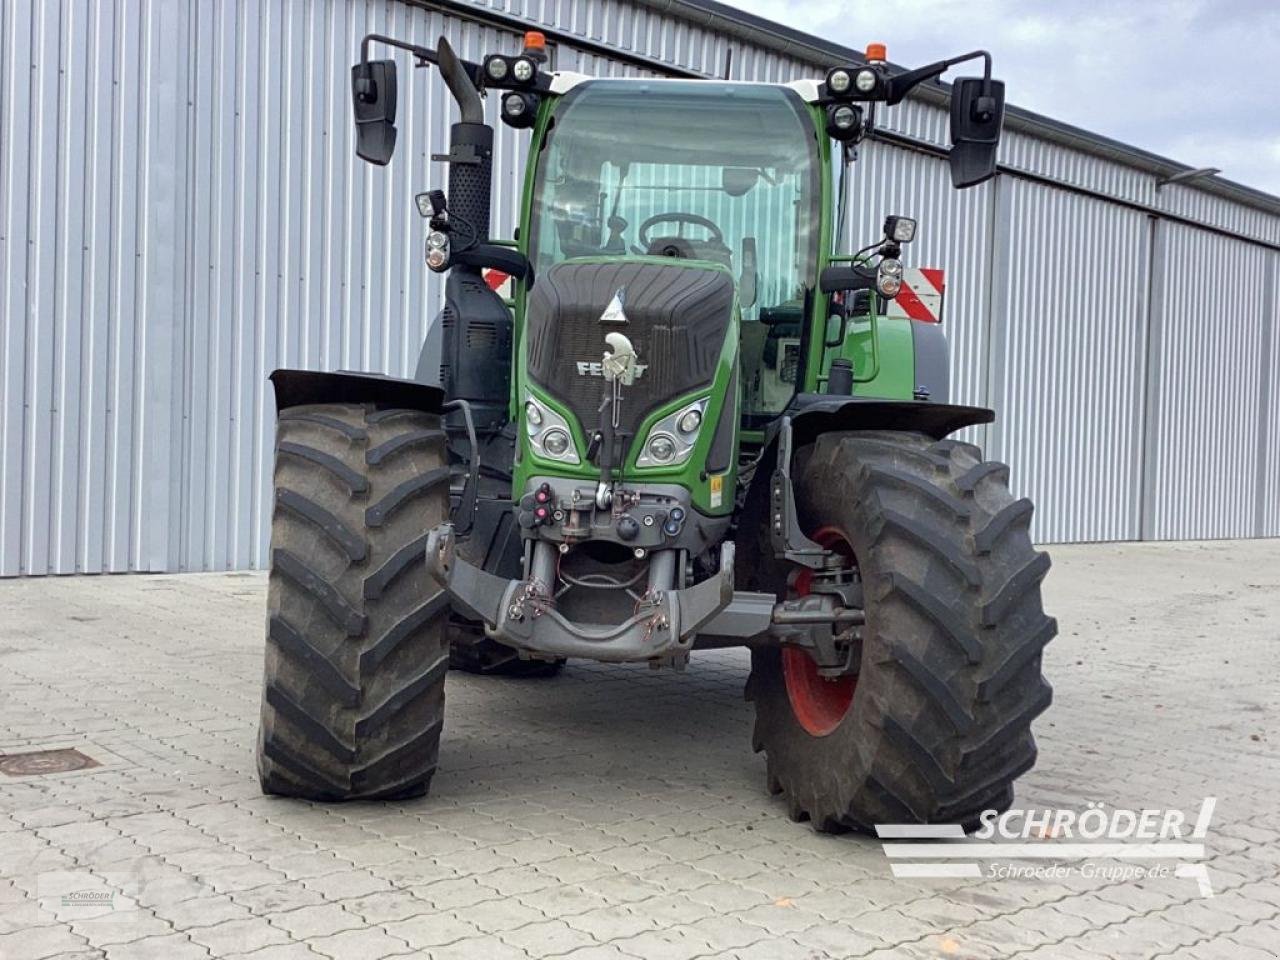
[1,539,1278,960]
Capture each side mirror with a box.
[352,60,398,165]
[949,77,1004,188]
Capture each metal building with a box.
[2,0,1278,576]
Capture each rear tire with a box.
[747,431,1055,831]
[257,403,451,801]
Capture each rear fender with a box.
[270,369,444,414]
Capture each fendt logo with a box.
[576,361,648,379]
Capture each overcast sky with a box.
[727,0,1280,197]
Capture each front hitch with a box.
[425,525,735,663]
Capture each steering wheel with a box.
[636,212,726,252]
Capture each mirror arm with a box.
[357,33,485,121]
[360,33,438,70]
[886,49,992,105]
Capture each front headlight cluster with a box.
[525,396,580,464]
[637,398,708,468]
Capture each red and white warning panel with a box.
[886,267,945,323]
[483,269,514,300]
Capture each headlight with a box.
[879,257,903,278]
[543,429,570,456]
[827,69,851,94]
[854,69,877,93]
[647,434,676,463]
[525,396,579,464]
[637,398,708,468]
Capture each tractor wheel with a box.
[746,431,1055,831]
[448,622,566,678]
[257,403,451,801]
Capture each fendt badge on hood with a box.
[579,334,647,381]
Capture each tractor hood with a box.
[518,257,740,513]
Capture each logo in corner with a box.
[876,797,1218,898]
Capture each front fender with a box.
[270,369,444,414]
[738,396,994,546]
[782,394,993,449]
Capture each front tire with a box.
[747,431,1055,831]
[257,403,451,801]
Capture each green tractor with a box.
[257,29,1055,832]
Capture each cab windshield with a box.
[528,79,822,416]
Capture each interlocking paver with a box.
[227,882,325,915]
[422,935,531,960]
[456,895,546,933]
[381,911,483,949]
[500,918,601,954]
[564,904,660,941]
[549,946,647,960]
[268,903,365,940]
[1,542,1278,959]
[411,877,503,910]
[224,945,326,960]
[151,894,254,931]
[298,869,393,902]
[306,927,414,959]
[0,923,94,959]
[101,932,211,960]
[70,911,174,947]
[184,917,292,955]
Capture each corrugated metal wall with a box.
[2,0,1278,575]
[991,179,1152,544]
[1142,227,1276,541]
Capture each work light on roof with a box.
[512,57,536,83]
[501,91,539,129]
[884,215,918,243]
[825,103,864,141]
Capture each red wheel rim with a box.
[782,526,858,737]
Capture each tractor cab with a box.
[526,78,822,418]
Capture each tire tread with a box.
[748,430,1055,832]
[257,403,450,802]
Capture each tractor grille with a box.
[525,260,734,438]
